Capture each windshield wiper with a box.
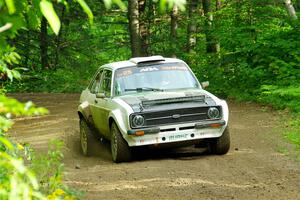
[124,87,164,92]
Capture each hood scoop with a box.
[141,95,205,107]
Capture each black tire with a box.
[79,118,94,156]
[110,122,132,163]
[209,127,230,155]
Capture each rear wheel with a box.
[79,118,93,156]
[209,127,230,155]
[111,122,132,163]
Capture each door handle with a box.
[94,99,98,104]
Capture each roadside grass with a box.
[284,117,300,147]
[279,115,300,162]
[276,146,289,155]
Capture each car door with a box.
[90,69,113,139]
[82,70,103,125]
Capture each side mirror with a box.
[201,81,209,89]
[96,93,106,98]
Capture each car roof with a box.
[100,56,186,71]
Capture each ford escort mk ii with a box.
[78,56,230,163]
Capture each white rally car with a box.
[78,56,230,163]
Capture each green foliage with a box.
[0,136,80,199]
[0,93,77,199]
[0,137,45,199]
[2,0,299,116]
[6,67,92,92]
[30,140,64,194]
[0,95,48,134]
[77,0,95,22]
[260,85,300,113]
[0,46,22,89]
[0,0,300,196]
[40,0,62,35]
[282,117,300,160]
[3,0,297,117]
[0,92,50,199]
[102,0,126,11]
[6,0,131,92]
[0,0,99,198]
[159,0,186,12]
[182,1,300,114]
[30,139,83,198]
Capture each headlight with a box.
[207,107,220,119]
[132,115,145,127]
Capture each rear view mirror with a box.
[201,81,209,89]
[96,93,106,98]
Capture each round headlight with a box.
[132,115,145,127]
[207,107,220,119]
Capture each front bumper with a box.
[124,120,227,147]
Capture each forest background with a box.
[0,0,300,199]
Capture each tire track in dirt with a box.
[9,94,300,200]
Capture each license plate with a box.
[168,133,189,141]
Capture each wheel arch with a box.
[108,110,129,136]
[78,101,91,122]
[109,116,115,129]
[78,111,85,119]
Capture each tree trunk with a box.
[216,0,221,10]
[187,0,198,52]
[40,17,49,69]
[139,0,149,56]
[24,13,30,69]
[170,5,178,57]
[295,0,300,10]
[54,6,66,69]
[235,0,241,26]
[202,0,219,53]
[128,0,141,57]
[147,0,155,55]
[283,0,298,20]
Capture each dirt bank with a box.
[10,94,300,200]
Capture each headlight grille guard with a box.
[129,106,223,129]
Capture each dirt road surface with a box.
[10,94,300,200]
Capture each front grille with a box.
[130,106,222,128]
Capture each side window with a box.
[90,70,102,94]
[99,70,112,97]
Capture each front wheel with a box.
[79,118,93,156]
[111,122,132,163]
[209,127,230,155]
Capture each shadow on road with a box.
[72,133,211,163]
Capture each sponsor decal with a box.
[161,66,187,71]
[140,67,159,72]
[116,64,189,78]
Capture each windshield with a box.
[114,62,199,96]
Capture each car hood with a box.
[118,89,217,113]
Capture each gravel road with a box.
[10,94,300,200]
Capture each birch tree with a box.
[283,0,298,20]
[170,5,179,57]
[187,0,198,52]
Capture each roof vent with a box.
[129,56,165,64]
